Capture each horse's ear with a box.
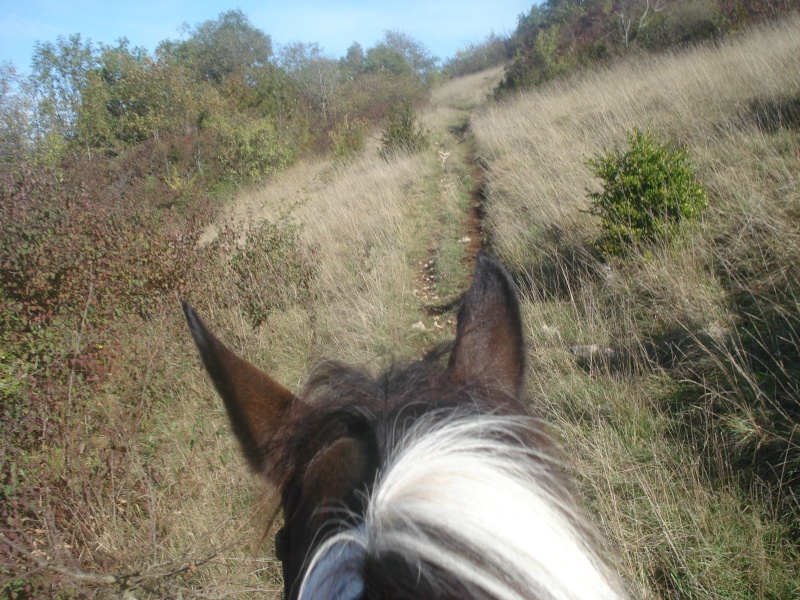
[183,302,301,474]
[447,251,525,398]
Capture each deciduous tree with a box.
[30,34,96,140]
[0,63,32,163]
[158,10,272,85]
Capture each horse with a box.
[183,251,625,600]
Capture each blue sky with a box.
[0,1,534,73]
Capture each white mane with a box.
[301,413,625,600]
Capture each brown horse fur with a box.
[184,251,624,600]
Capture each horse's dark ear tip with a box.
[182,301,198,329]
[474,251,512,286]
[475,250,501,273]
[182,302,211,350]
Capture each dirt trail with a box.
[460,131,489,270]
[206,66,505,342]
[416,131,487,320]
[412,67,503,326]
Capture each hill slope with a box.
[473,15,800,598]
[1,66,504,597]
[5,16,800,597]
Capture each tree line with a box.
[0,9,438,179]
[443,0,798,91]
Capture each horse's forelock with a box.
[296,413,625,600]
[274,349,527,596]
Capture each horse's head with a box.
[184,252,624,599]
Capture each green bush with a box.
[330,115,367,158]
[587,128,708,256]
[380,101,430,157]
[220,219,315,327]
[214,115,297,181]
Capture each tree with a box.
[30,34,97,140]
[278,42,341,121]
[341,42,365,76]
[540,0,589,25]
[517,3,548,32]
[0,63,32,164]
[616,0,666,48]
[158,10,272,85]
[365,44,412,76]
[382,30,438,83]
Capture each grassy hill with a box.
[473,15,800,597]
[3,14,800,598]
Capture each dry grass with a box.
[208,149,440,367]
[9,19,800,598]
[1,66,504,598]
[205,65,506,369]
[424,65,505,133]
[473,17,800,271]
[473,14,800,598]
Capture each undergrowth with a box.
[223,219,316,328]
[380,101,431,157]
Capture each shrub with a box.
[0,157,211,457]
[0,162,202,333]
[379,101,430,157]
[213,115,297,181]
[587,128,708,256]
[495,25,577,96]
[217,219,315,328]
[334,72,427,125]
[0,157,213,593]
[330,115,367,159]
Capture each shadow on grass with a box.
[647,297,800,540]
[512,224,800,542]
[746,95,800,132]
[508,230,607,303]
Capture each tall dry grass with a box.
[1,64,503,597]
[424,65,505,133]
[473,14,800,598]
[473,17,800,270]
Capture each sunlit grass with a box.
[473,14,800,597]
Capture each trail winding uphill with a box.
[205,66,505,358]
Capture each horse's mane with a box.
[287,355,623,600]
